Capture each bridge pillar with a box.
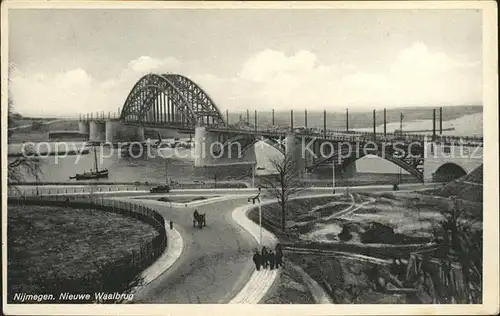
[105,120,125,144]
[286,133,305,177]
[78,121,89,135]
[194,127,206,167]
[89,121,106,142]
[194,126,257,167]
[302,136,317,170]
[422,139,483,183]
[136,126,145,142]
[342,161,358,178]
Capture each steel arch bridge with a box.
[307,145,425,181]
[215,133,425,181]
[120,73,226,128]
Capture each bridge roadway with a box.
[89,121,484,145]
[211,127,483,146]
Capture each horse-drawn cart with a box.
[193,210,206,229]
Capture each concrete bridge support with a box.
[105,120,122,144]
[89,121,106,142]
[194,126,256,167]
[136,126,145,142]
[302,137,317,170]
[342,161,358,178]
[104,121,146,144]
[423,141,483,183]
[78,121,89,135]
[149,128,191,140]
[285,133,305,177]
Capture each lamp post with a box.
[249,187,262,245]
[35,173,40,196]
[165,160,169,185]
[252,163,256,188]
[399,112,403,184]
[332,160,336,195]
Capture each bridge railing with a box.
[76,114,483,145]
[79,112,120,121]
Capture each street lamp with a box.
[332,160,336,195]
[35,173,40,196]
[399,112,403,184]
[165,160,169,185]
[248,187,262,245]
[252,163,256,188]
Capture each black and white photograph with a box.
[2,1,498,315]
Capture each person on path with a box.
[269,251,275,270]
[261,247,269,269]
[252,249,262,271]
[275,245,283,268]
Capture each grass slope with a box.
[438,164,483,203]
[8,205,158,297]
[261,262,315,304]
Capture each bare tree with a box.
[7,64,44,194]
[8,146,44,195]
[260,151,304,232]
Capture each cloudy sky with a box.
[8,8,482,117]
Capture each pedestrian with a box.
[269,251,275,270]
[252,249,262,271]
[275,246,283,268]
[261,246,269,269]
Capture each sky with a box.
[8,8,483,117]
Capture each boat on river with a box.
[69,147,109,180]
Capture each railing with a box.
[77,113,483,145]
[8,195,167,302]
[209,126,483,144]
[8,181,251,197]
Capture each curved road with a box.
[128,197,258,304]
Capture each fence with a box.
[8,181,250,197]
[8,195,167,303]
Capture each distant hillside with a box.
[227,105,483,130]
[438,165,483,203]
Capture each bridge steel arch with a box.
[120,74,226,127]
[215,135,424,181]
[432,162,467,182]
[307,147,424,182]
[214,134,286,158]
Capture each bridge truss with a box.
[120,74,226,128]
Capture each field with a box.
[249,189,483,304]
[7,204,158,299]
[251,191,482,246]
[248,195,353,242]
[9,120,80,143]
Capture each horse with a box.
[193,210,206,229]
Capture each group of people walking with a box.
[252,244,283,271]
